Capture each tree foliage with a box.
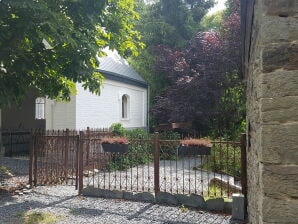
[130,0,214,130]
[152,0,244,138]
[0,0,144,106]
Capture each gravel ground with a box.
[0,185,234,224]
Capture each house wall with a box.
[75,80,147,129]
[246,1,298,223]
[1,90,45,129]
[45,96,76,130]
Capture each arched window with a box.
[35,97,45,119]
[122,94,129,119]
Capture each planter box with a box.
[178,145,211,156]
[102,143,129,153]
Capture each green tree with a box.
[0,0,144,107]
[200,10,224,31]
[130,0,214,130]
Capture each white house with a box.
[1,50,148,130]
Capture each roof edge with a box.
[97,69,148,88]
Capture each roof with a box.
[97,49,148,88]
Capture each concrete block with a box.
[232,194,245,221]
[206,198,225,212]
[156,192,178,205]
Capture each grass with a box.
[17,211,64,224]
[0,165,13,177]
[204,184,232,202]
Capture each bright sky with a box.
[207,0,227,15]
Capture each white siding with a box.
[45,96,76,130]
[75,80,147,129]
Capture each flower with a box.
[180,138,212,147]
[101,136,129,144]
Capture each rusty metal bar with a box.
[240,133,247,198]
[29,130,34,186]
[78,131,84,194]
[75,134,80,190]
[153,132,160,194]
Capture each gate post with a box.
[240,133,247,198]
[78,131,84,195]
[153,132,160,194]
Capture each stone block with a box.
[263,165,298,198]
[261,71,298,98]
[133,192,155,203]
[262,41,298,73]
[260,96,298,123]
[224,201,232,214]
[82,186,100,197]
[206,198,225,212]
[232,194,245,221]
[261,123,298,164]
[174,194,206,209]
[156,192,178,205]
[263,196,298,224]
[263,0,297,17]
[261,17,298,44]
[123,191,135,200]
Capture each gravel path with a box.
[0,185,234,224]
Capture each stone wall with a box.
[246,1,298,223]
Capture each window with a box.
[122,94,129,119]
[35,97,45,119]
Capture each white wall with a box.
[75,80,147,129]
[45,96,76,130]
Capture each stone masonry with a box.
[246,1,298,223]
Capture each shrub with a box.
[110,123,125,136]
[106,140,153,171]
[200,143,241,178]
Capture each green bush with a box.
[106,140,153,171]
[201,143,241,178]
[125,128,150,140]
[110,123,125,136]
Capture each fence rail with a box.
[28,129,244,199]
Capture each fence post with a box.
[75,134,80,190]
[154,132,160,194]
[240,133,247,198]
[29,130,34,187]
[78,131,84,195]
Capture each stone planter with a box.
[178,145,211,156]
[102,143,129,153]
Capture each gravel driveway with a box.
[0,185,234,224]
